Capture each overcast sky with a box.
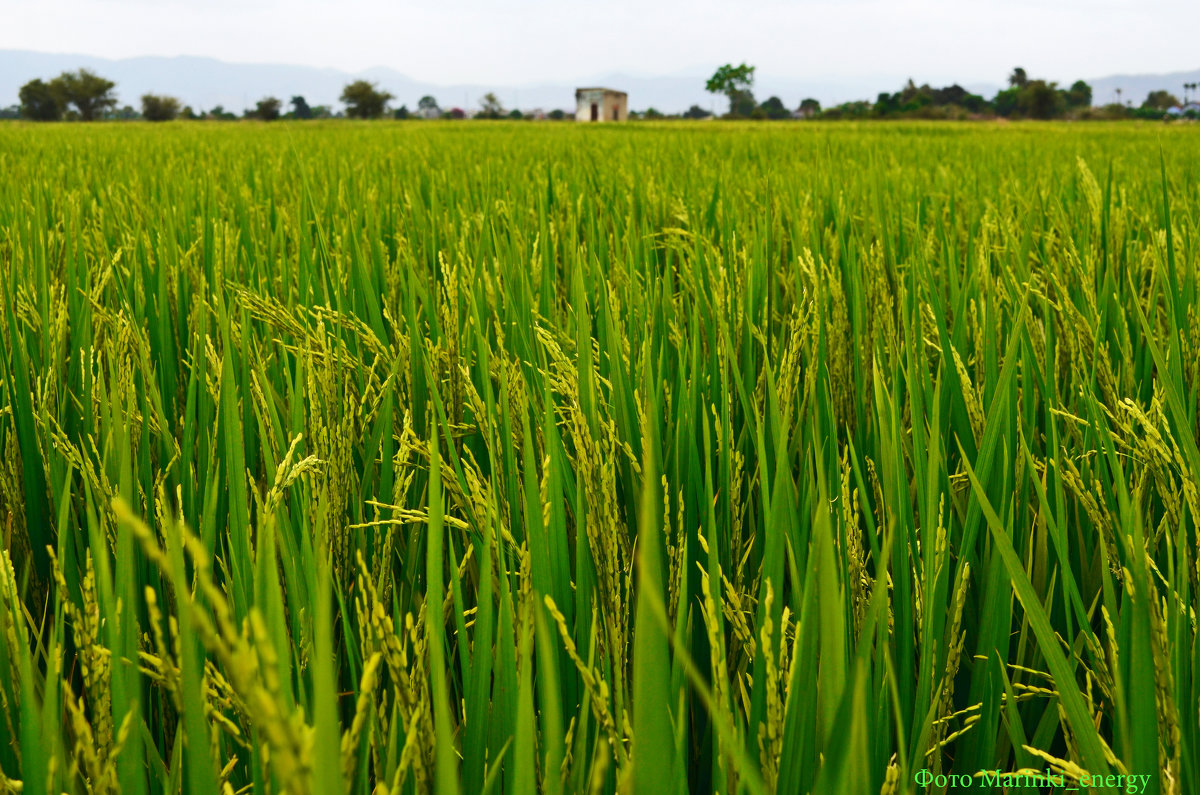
[2,0,1198,87]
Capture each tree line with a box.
[7,65,1199,123]
[702,63,1200,121]
[6,70,572,122]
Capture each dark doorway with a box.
[590,103,599,121]
[612,106,618,120]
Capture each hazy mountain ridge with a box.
[1,49,1195,114]
[1087,70,1200,106]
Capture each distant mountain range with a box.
[1087,70,1200,107]
[2,50,1198,115]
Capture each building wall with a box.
[576,90,628,122]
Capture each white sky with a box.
[2,0,1198,87]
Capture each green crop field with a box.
[0,120,1197,794]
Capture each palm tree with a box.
[1115,87,1123,106]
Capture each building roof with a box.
[575,87,627,96]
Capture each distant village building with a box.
[1167,103,1200,117]
[575,88,627,122]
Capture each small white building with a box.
[575,88,628,122]
[1167,103,1200,117]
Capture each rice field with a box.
[0,120,1198,794]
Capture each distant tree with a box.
[444,108,466,119]
[252,97,282,121]
[798,98,821,117]
[820,100,872,120]
[114,105,139,120]
[208,105,237,120]
[290,95,313,119]
[643,107,664,119]
[548,108,566,120]
[18,78,64,121]
[181,105,198,120]
[417,95,439,118]
[311,105,333,119]
[866,82,989,117]
[992,87,1019,117]
[959,92,989,114]
[1142,90,1181,110]
[873,91,898,115]
[393,105,410,120]
[340,80,393,119]
[729,89,757,118]
[682,104,712,119]
[758,95,789,119]
[51,69,117,121]
[1064,80,1092,108]
[507,108,524,120]
[897,78,925,106]
[1017,80,1064,119]
[928,84,967,105]
[1008,67,1028,89]
[0,105,20,119]
[706,63,756,117]
[141,93,181,121]
[478,92,504,119]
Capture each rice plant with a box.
[0,120,1197,794]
